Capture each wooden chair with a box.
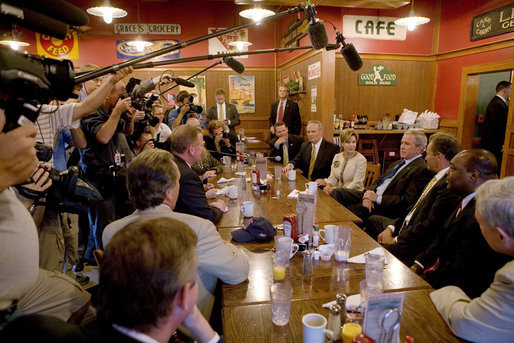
[358,139,379,164]
[93,249,104,267]
[382,148,400,174]
[364,163,381,188]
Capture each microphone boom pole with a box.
[74,6,305,85]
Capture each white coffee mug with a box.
[240,201,254,217]
[305,181,318,194]
[302,313,333,343]
[222,156,231,167]
[276,236,299,259]
[287,170,296,181]
[228,185,238,199]
[319,225,339,244]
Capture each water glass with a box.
[274,166,282,179]
[365,253,385,288]
[335,226,352,262]
[359,279,383,307]
[270,282,293,326]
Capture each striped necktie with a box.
[399,175,439,233]
[282,143,289,165]
[308,144,316,179]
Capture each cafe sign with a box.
[358,64,397,86]
[470,3,514,41]
[343,15,406,40]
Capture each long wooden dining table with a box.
[211,163,464,342]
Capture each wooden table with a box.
[220,222,430,307]
[214,165,362,228]
[222,289,466,343]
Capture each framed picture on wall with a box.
[229,75,255,113]
[178,75,206,112]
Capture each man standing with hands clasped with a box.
[269,84,301,137]
[206,88,240,135]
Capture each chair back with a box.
[364,163,381,188]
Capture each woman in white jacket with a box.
[316,129,367,194]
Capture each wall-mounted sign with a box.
[36,32,79,60]
[358,64,397,86]
[343,15,406,40]
[116,40,180,59]
[208,28,249,58]
[308,61,321,80]
[229,75,255,113]
[114,23,181,34]
[470,3,514,41]
[311,85,317,112]
[280,17,308,48]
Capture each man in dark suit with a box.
[170,125,226,223]
[1,217,220,343]
[269,84,301,136]
[367,133,462,264]
[331,130,431,224]
[283,120,339,181]
[206,88,240,135]
[411,149,508,298]
[480,81,511,170]
[269,121,303,165]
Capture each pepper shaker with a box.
[328,304,342,341]
[302,250,313,276]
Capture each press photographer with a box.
[148,102,172,149]
[168,90,205,129]
[204,120,238,161]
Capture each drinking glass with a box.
[365,253,385,288]
[335,226,352,262]
[270,282,293,326]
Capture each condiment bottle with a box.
[251,169,260,190]
[328,304,342,340]
[312,222,320,248]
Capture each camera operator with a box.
[168,90,205,129]
[131,128,155,156]
[204,120,238,161]
[148,102,171,147]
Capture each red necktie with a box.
[277,101,284,122]
[455,201,463,218]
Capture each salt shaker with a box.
[336,293,348,325]
[328,304,342,341]
[302,250,313,276]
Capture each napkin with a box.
[216,186,230,196]
[347,247,386,264]
[287,189,301,199]
[322,294,362,312]
[218,177,236,184]
[234,172,245,176]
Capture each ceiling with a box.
[232,0,411,10]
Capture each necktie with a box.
[219,104,225,121]
[277,101,284,122]
[308,144,316,180]
[282,142,289,166]
[399,175,438,233]
[377,160,406,187]
[455,201,463,218]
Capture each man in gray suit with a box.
[206,88,240,135]
[430,177,514,343]
[103,149,249,320]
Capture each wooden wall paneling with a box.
[457,74,480,150]
[335,57,433,123]
[320,49,336,140]
[500,72,514,177]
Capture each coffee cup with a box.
[287,170,296,181]
[305,181,318,194]
[302,313,334,343]
[222,156,231,167]
[319,225,339,244]
[240,201,254,217]
[228,185,238,199]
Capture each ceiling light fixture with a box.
[239,8,275,22]
[0,29,29,50]
[228,40,252,52]
[87,1,127,24]
[126,0,152,52]
[394,0,430,31]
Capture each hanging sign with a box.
[280,17,308,48]
[358,64,397,86]
[343,15,406,40]
[470,3,514,41]
[36,32,79,60]
[114,23,181,34]
[308,61,321,80]
[116,40,180,59]
[208,28,249,58]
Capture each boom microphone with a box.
[223,57,245,74]
[305,1,328,50]
[341,43,363,71]
[171,77,195,88]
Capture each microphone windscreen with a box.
[307,19,328,50]
[341,43,363,71]
[0,8,68,39]
[11,0,89,26]
[173,78,195,88]
[325,43,340,51]
[224,57,245,74]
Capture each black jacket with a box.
[289,139,340,181]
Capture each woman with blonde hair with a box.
[316,129,367,194]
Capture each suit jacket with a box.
[430,260,514,343]
[325,151,367,191]
[481,95,509,157]
[269,134,303,162]
[290,139,340,181]
[394,175,462,253]
[269,99,301,135]
[206,102,240,134]
[172,155,222,223]
[369,156,432,218]
[102,205,249,318]
[417,199,509,298]
[1,315,140,342]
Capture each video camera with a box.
[120,77,160,129]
